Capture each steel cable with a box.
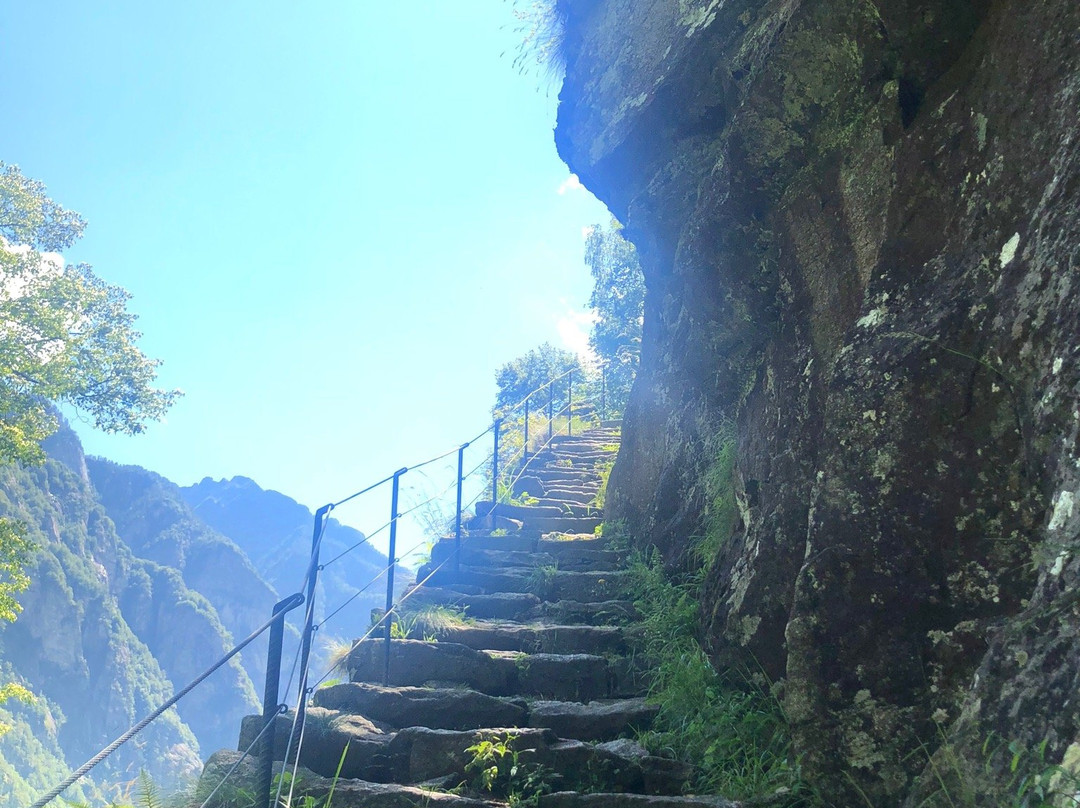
[29,599,300,808]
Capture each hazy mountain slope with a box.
[86,458,279,692]
[0,436,208,794]
[180,477,393,645]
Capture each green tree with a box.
[0,162,179,629]
[493,341,580,414]
[585,221,644,416]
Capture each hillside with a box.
[0,424,394,803]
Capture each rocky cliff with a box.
[555,0,1080,804]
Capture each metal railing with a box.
[30,366,610,808]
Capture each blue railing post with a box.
[383,468,407,686]
[548,382,554,441]
[601,364,607,420]
[491,419,502,508]
[523,398,530,462]
[259,593,304,808]
[295,505,330,744]
[455,443,467,575]
[568,370,573,436]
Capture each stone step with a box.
[528,477,602,493]
[347,640,637,701]
[512,478,605,500]
[542,488,598,504]
[477,501,604,520]
[539,599,639,626]
[346,639,517,694]
[391,726,558,784]
[392,728,691,796]
[475,501,569,520]
[529,467,603,480]
[234,708,676,794]
[540,794,737,808]
[430,542,557,569]
[550,435,619,447]
[433,620,627,655]
[532,449,616,463]
[428,541,618,572]
[402,588,542,620]
[313,682,527,731]
[420,566,631,602]
[402,588,637,626]
[239,707,396,782]
[526,516,603,533]
[527,698,659,742]
[198,750,500,808]
[451,533,542,552]
[538,536,622,566]
[486,651,625,701]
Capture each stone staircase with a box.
[198,424,737,807]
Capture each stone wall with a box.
[555,0,1080,803]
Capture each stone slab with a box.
[527,698,658,741]
[313,683,527,731]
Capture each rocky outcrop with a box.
[556,0,1080,804]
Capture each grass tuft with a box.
[628,552,811,804]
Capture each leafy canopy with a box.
[493,341,580,414]
[0,162,180,630]
[585,221,643,416]
[0,163,180,466]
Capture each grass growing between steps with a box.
[628,553,813,805]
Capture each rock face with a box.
[555,1,1080,804]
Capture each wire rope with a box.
[29,600,298,808]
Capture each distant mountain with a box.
[0,427,233,801]
[85,459,279,695]
[180,477,396,646]
[0,424,395,802]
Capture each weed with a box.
[320,636,354,678]
[628,552,806,802]
[694,433,738,566]
[917,731,1080,808]
[597,518,630,551]
[270,743,349,808]
[465,735,555,807]
[384,604,473,641]
[592,458,615,509]
[525,563,558,598]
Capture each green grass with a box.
[525,563,558,598]
[628,552,811,804]
[592,458,615,510]
[694,434,738,566]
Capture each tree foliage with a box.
[585,221,643,416]
[493,341,581,415]
[0,162,180,637]
[0,163,180,467]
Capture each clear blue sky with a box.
[0,2,610,555]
